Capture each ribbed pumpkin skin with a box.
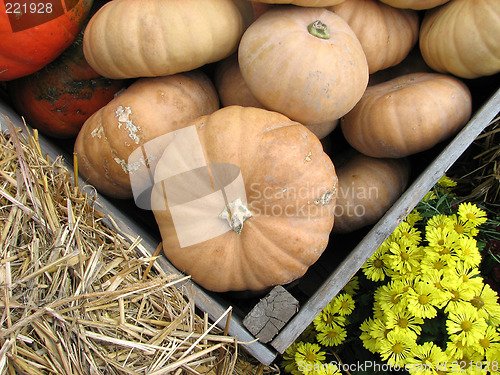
[7,30,127,139]
[328,0,419,74]
[238,6,368,126]
[215,54,339,139]
[74,70,220,198]
[215,54,265,109]
[333,151,410,233]
[341,72,472,158]
[83,0,253,79]
[419,0,500,79]
[379,0,450,9]
[152,106,338,292]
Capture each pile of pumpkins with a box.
[2,0,499,293]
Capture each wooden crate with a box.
[1,75,499,366]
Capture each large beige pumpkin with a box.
[238,5,369,126]
[328,0,419,74]
[151,106,338,292]
[419,0,500,79]
[341,72,472,158]
[83,0,253,79]
[215,54,339,139]
[379,0,450,9]
[333,150,410,233]
[74,70,220,199]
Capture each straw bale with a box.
[0,115,255,375]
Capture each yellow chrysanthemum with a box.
[309,364,343,375]
[469,283,500,327]
[405,342,448,375]
[406,281,442,319]
[374,279,409,313]
[425,226,460,255]
[446,303,488,347]
[362,245,390,282]
[316,324,347,347]
[313,303,346,331]
[332,293,355,316]
[437,174,457,189]
[294,342,326,373]
[441,275,478,314]
[359,318,381,353]
[420,250,456,275]
[426,213,454,231]
[378,330,416,366]
[454,237,482,269]
[394,221,422,245]
[457,202,488,227]
[384,238,422,277]
[405,209,423,227]
[417,269,452,308]
[475,325,500,358]
[449,213,479,238]
[384,308,424,339]
[444,262,484,294]
[282,342,301,375]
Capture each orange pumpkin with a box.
[341,72,472,158]
[152,106,338,292]
[215,53,340,139]
[74,70,220,198]
[238,5,369,126]
[214,54,265,109]
[328,0,419,74]
[333,150,410,233]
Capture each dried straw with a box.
[0,115,260,375]
[451,112,500,208]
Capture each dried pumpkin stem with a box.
[218,198,252,234]
[308,20,330,39]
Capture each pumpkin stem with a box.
[308,20,330,39]
[218,198,252,234]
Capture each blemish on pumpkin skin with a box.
[304,151,312,163]
[91,126,104,139]
[115,105,141,144]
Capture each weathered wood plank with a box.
[243,286,299,343]
[271,87,500,354]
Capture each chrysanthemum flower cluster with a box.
[281,286,358,375]
[281,176,500,374]
[360,201,500,373]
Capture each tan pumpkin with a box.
[215,54,339,139]
[333,150,410,233]
[74,70,220,199]
[238,5,369,126]
[419,0,500,79]
[368,46,433,86]
[341,72,472,158]
[214,54,265,109]
[250,0,346,6]
[328,0,419,74]
[379,0,450,9]
[83,0,253,79]
[151,106,338,292]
